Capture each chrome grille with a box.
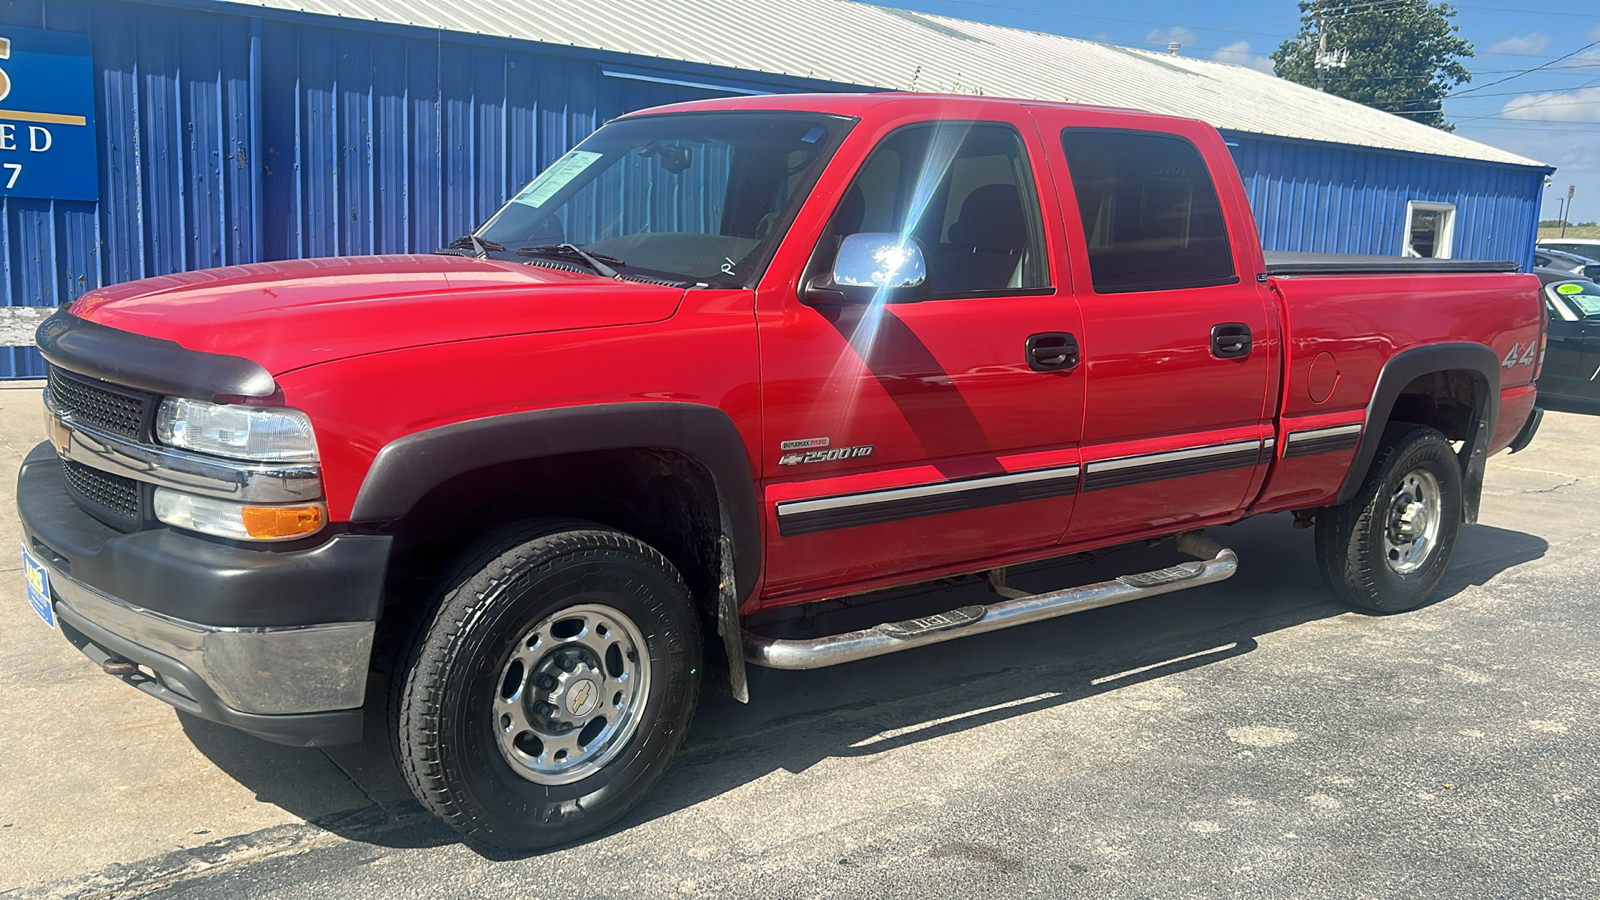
[47,365,155,440]
[60,459,141,524]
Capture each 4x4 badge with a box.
[1501,342,1537,369]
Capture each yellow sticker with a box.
[1556,282,1583,294]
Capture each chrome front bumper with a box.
[42,558,372,746]
[49,561,373,715]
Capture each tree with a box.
[1271,0,1473,131]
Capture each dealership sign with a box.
[0,27,97,202]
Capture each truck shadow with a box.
[1535,395,1600,418]
[179,513,1546,856]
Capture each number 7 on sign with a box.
[2,164,18,189]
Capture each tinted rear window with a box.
[1060,129,1237,293]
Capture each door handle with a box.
[1210,323,1253,360]
[1026,332,1079,372]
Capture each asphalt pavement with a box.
[1,383,1596,898]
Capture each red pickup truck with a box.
[19,93,1545,850]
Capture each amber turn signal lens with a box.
[241,505,324,539]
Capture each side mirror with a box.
[803,233,931,306]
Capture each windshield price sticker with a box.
[0,27,97,201]
[513,150,603,209]
[1556,283,1583,295]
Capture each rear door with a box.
[1029,111,1279,544]
[755,111,1087,602]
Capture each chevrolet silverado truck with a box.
[19,93,1545,850]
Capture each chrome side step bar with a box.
[743,532,1237,671]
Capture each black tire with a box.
[1314,425,1463,613]
[392,519,701,851]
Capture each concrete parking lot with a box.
[1,383,1596,898]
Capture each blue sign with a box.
[0,27,97,202]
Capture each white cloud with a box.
[1590,24,1600,42]
[1144,26,1197,49]
[1455,119,1600,223]
[1211,40,1276,74]
[1501,87,1600,123]
[1486,32,1550,55]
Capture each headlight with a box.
[154,489,325,541]
[157,398,318,462]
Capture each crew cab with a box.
[18,93,1545,851]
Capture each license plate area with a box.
[22,543,55,628]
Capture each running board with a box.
[742,532,1237,671]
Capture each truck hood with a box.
[69,255,684,375]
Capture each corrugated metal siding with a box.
[0,0,1550,378]
[1224,131,1545,270]
[0,0,838,376]
[222,0,1545,168]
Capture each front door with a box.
[1030,113,1278,545]
[755,114,1086,603]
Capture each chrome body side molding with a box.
[775,465,1080,536]
[1081,439,1262,492]
[1282,423,1363,459]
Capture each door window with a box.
[1059,129,1237,293]
[813,122,1049,298]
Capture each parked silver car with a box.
[1534,247,1600,280]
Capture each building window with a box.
[1403,201,1456,259]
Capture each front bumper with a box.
[18,442,391,746]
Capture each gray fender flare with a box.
[1337,342,1501,523]
[350,402,762,607]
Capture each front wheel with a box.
[393,520,702,851]
[1314,426,1463,613]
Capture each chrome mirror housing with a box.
[832,233,928,290]
[804,234,932,306]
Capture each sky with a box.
[880,0,1600,223]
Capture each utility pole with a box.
[1313,15,1348,92]
[1563,185,1576,238]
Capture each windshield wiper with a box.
[438,234,505,258]
[517,243,625,279]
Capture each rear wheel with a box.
[393,520,701,851]
[1314,426,1463,613]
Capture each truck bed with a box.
[1263,252,1521,277]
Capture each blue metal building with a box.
[0,0,1554,377]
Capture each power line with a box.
[1295,65,1598,86]
[1456,3,1600,17]
[1458,120,1600,129]
[1445,86,1600,100]
[1220,0,1600,28]
[1451,73,1600,122]
[1451,39,1600,95]
[1217,0,1413,29]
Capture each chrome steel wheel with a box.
[492,603,651,785]
[1383,468,1442,575]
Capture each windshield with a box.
[477,112,850,286]
[1548,280,1600,319]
